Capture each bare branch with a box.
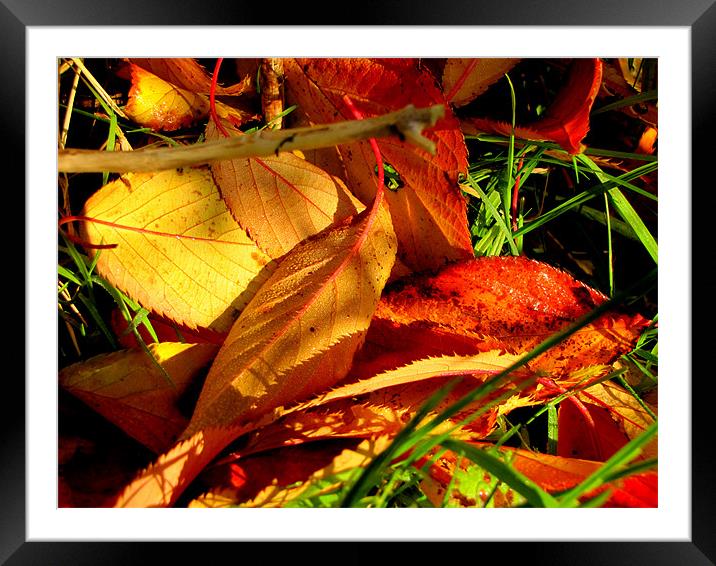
[58,104,445,173]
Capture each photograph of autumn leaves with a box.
[57,57,658,509]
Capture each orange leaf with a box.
[231,353,531,460]
[128,58,251,96]
[366,256,648,378]
[79,168,273,332]
[122,63,210,131]
[188,439,360,507]
[284,58,473,272]
[427,444,657,507]
[190,436,392,508]
[206,119,363,258]
[557,400,631,462]
[463,58,603,154]
[183,195,396,436]
[442,58,521,107]
[111,425,247,507]
[59,343,218,454]
[111,121,397,510]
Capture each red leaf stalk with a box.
[210,58,230,138]
[511,157,524,232]
[58,215,257,248]
[58,216,118,249]
[445,59,479,104]
[342,94,385,203]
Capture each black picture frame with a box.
[8,0,713,563]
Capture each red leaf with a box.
[426,444,657,507]
[360,256,649,379]
[463,58,603,154]
[557,400,630,461]
[284,58,473,272]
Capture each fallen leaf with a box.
[557,400,631,462]
[240,436,393,508]
[425,443,657,507]
[110,308,226,348]
[79,168,274,332]
[122,63,210,131]
[121,63,255,131]
[59,343,218,453]
[188,439,359,506]
[366,256,648,377]
[559,380,657,461]
[183,195,397,436]
[284,57,474,272]
[112,425,246,507]
[442,58,521,107]
[207,119,363,258]
[462,58,603,154]
[233,352,532,461]
[128,58,252,96]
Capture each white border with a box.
[28,27,691,541]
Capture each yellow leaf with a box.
[79,168,274,332]
[59,343,218,454]
[183,197,397,436]
[127,58,252,96]
[207,120,364,258]
[123,63,210,131]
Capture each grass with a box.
[58,58,658,509]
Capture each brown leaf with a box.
[284,58,473,272]
[206,119,363,258]
[79,168,273,332]
[59,343,218,454]
[442,58,521,107]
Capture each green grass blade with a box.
[58,265,81,286]
[339,379,461,507]
[468,135,658,163]
[577,154,657,264]
[513,161,657,239]
[547,404,558,455]
[440,438,560,508]
[591,90,657,115]
[466,173,519,256]
[77,293,117,348]
[503,73,517,235]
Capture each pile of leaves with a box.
[57,57,658,508]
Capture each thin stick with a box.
[58,104,444,173]
[59,61,81,150]
[70,58,128,119]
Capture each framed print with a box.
[8,0,715,563]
